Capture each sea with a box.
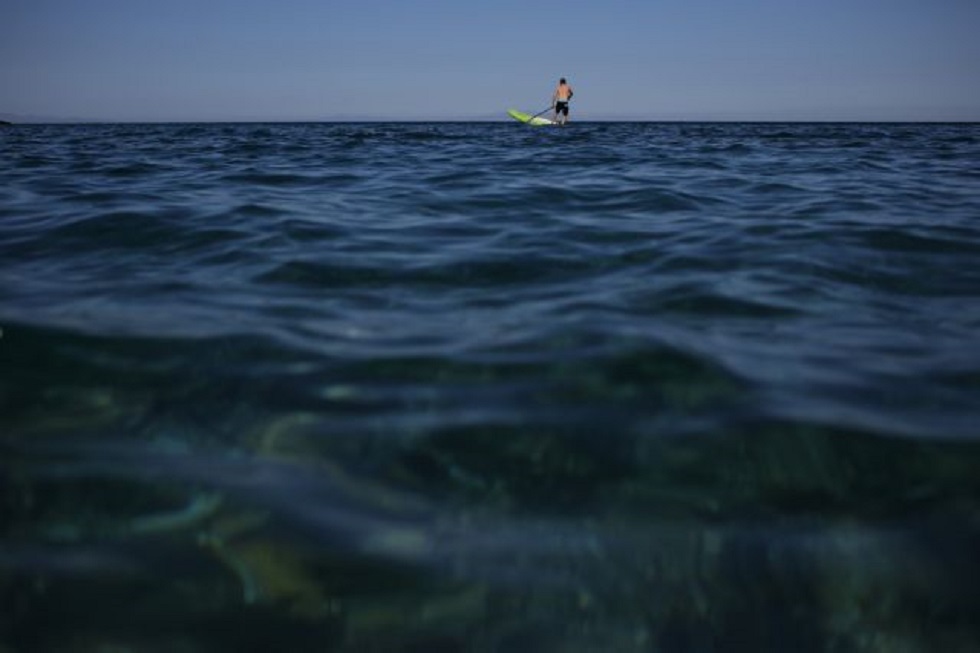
[1,121,979,652]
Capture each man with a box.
[552,78,574,125]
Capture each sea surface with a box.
[1,121,979,651]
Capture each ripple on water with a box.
[2,122,979,650]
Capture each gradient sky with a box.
[2,0,978,122]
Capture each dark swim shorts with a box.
[555,101,569,116]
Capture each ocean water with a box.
[1,121,979,651]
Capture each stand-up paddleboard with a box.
[507,109,557,126]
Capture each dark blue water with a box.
[2,122,979,651]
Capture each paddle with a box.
[529,105,554,121]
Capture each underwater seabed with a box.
[2,396,980,653]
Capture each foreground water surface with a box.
[2,122,979,651]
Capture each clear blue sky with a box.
[2,0,978,121]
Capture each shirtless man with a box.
[552,78,574,125]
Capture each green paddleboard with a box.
[507,109,557,126]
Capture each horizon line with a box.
[4,117,980,125]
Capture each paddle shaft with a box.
[530,105,553,120]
